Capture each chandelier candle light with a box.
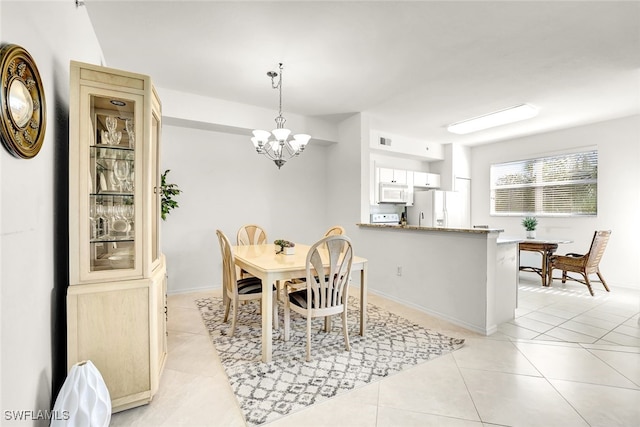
[251,63,310,169]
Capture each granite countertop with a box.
[356,222,505,234]
[496,237,524,244]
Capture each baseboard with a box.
[167,285,220,296]
[366,288,492,336]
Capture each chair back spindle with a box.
[307,236,353,310]
[237,224,268,246]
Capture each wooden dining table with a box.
[232,243,368,363]
[519,238,572,286]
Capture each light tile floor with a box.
[111,277,640,427]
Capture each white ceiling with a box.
[85,1,640,146]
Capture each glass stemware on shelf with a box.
[127,169,135,192]
[96,201,109,239]
[92,198,134,241]
[122,204,134,237]
[110,203,130,235]
[113,159,130,193]
[89,202,98,240]
[125,118,135,149]
[101,115,122,146]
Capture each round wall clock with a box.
[0,44,47,159]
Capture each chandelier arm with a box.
[260,141,294,162]
[260,143,279,162]
[282,141,299,157]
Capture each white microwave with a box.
[379,182,408,204]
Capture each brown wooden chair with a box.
[548,230,611,296]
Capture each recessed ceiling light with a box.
[110,100,126,107]
[447,104,538,135]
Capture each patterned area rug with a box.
[196,296,464,426]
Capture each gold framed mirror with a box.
[0,44,47,159]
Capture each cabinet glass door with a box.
[150,107,160,266]
[88,94,136,272]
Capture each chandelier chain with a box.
[274,63,284,125]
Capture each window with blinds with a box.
[491,150,597,216]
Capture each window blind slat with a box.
[491,150,597,216]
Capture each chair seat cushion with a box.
[237,277,274,295]
[288,288,342,309]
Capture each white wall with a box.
[158,87,338,144]
[471,115,640,289]
[1,0,103,421]
[355,228,512,335]
[325,114,363,234]
[160,125,329,293]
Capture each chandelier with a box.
[251,63,310,169]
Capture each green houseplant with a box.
[160,169,182,220]
[522,216,538,238]
[274,239,295,255]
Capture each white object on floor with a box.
[51,360,111,427]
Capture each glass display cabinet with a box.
[67,61,166,412]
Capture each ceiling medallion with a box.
[0,44,47,159]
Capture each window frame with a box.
[490,148,598,217]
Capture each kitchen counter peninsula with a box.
[356,222,518,335]
[357,222,504,234]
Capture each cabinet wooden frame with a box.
[69,61,163,284]
[68,61,166,413]
[66,260,167,412]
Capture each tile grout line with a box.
[450,346,486,425]
[582,347,640,390]
[509,340,594,427]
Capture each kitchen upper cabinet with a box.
[378,167,408,184]
[68,61,166,413]
[413,171,441,189]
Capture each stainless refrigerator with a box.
[408,190,463,228]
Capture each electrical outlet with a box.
[397,266,402,276]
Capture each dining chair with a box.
[237,224,268,246]
[283,235,354,361]
[547,230,611,296]
[285,225,346,294]
[216,229,277,336]
[323,225,346,237]
[236,224,268,279]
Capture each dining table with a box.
[519,238,572,286]
[232,243,368,363]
